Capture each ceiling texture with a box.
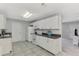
[0,3,79,22]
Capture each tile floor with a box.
[3,41,54,56]
[57,38,79,56]
[4,38,79,56]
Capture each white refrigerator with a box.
[28,26,35,42]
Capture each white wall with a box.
[6,19,29,42]
[62,21,79,40]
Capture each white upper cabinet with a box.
[42,15,59,29]
[0,15,6,29]
[33,15,60,29]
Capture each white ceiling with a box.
[1,3,79,22]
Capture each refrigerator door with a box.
[28,27,34,42]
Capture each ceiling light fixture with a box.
[23,11,32,18]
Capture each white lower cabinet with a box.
[35,35,47,48]
[0,38,12,55]
[35,35,41,45]
[40,36,47,48]
[47,38,61,55]
[35,35,62,55]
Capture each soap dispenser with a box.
[48,31,52,37]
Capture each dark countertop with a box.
[35,33,61,39]
[0,32,12,39]
[0,36,12,39]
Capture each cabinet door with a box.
[0,15,6,29]
[33,15,59,29]
[46,16,59,29]
[40,36,48,48]
[36,36,45,46]
[42,15,59,29]
[35,36,47,48]
[4,38,12,54]
[35,35,41,45]
[0,38,12,55]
